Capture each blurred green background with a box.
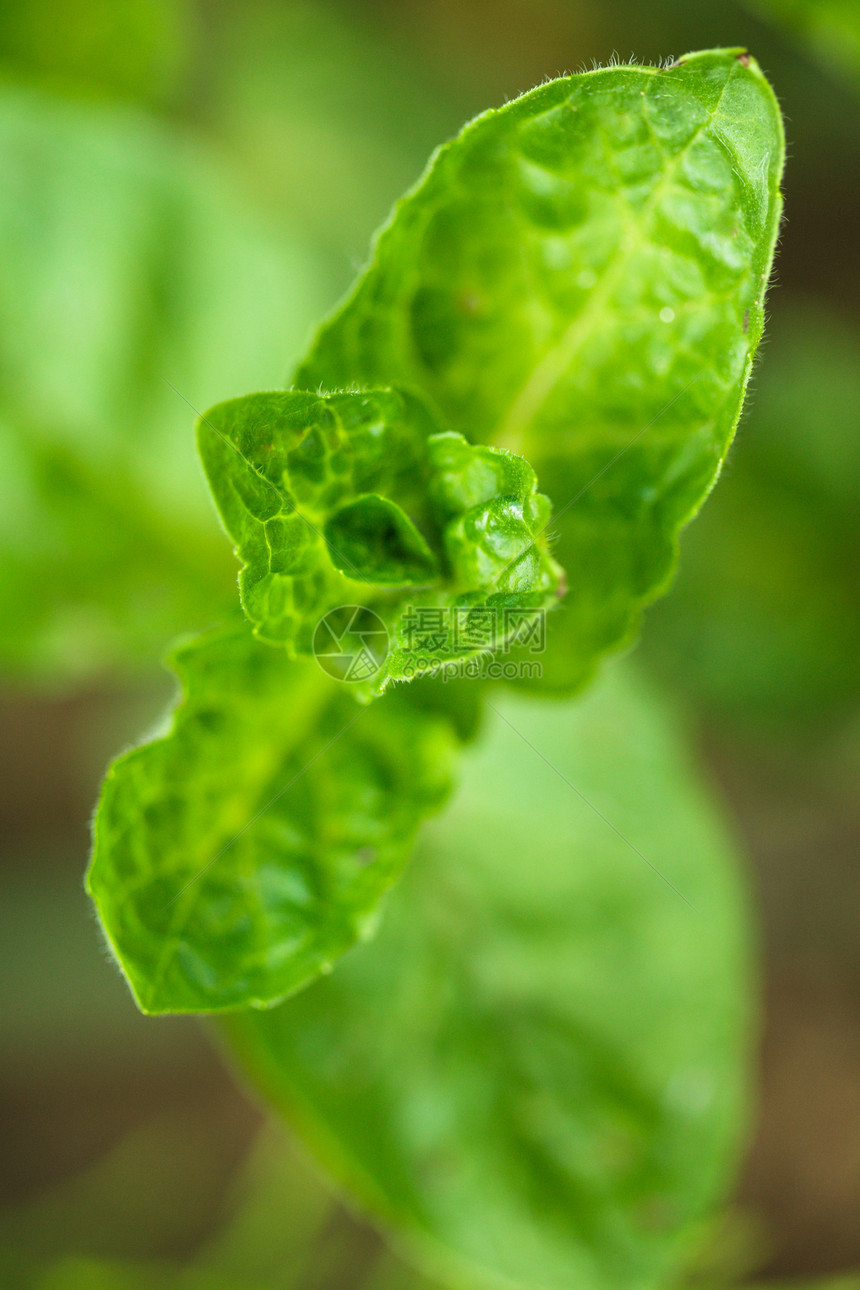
[1,1,858,1287]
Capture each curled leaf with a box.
[198,388,563,694]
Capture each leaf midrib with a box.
[139,663,335,1012]
[492,61,741,455]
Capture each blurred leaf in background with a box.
[226,661,753,1290]
[642,302,860,734]
[0,1120,437,1289]
[196,1,474,269]
[0,0,191,107]
[0,79,333,682]
[742,0,860,89]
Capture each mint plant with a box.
[87,47,784,1290]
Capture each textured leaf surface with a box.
[87,621,456,1013]
[297,48,784,690]
[198,388,561,693]
[223,663,753,1290]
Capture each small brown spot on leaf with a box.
[736,51,751,67]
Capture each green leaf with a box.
[198,388,562,694]
[222,662,754,1290]
[86,620,456,1014]
[295,48,785,692]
